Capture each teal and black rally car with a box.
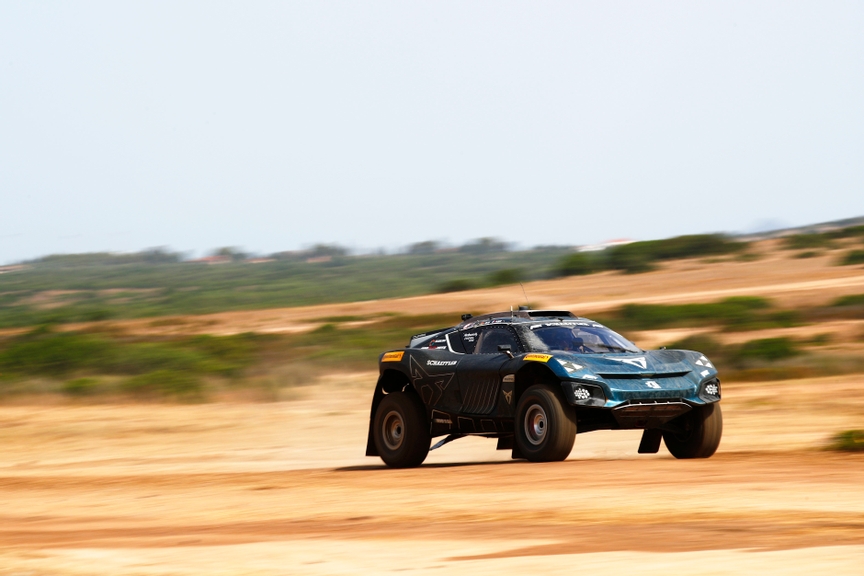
[366,308,722,467]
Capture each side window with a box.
[447,332,466,354]
[460,330,480,354]
[474,326,523,354]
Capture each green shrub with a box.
[735,252,762,262]
[436,279,476,293]
[487,268,525,286]
[123,370,202,398]
[828,430,864,452]
[605,234,744,273]
[665,335,727,362]
[765,310,802,328]
[0,329,114,376]
[0,328,264,380]
[733,337,801,362]
[554,253,602,277]
[63,377,101,396]
[185,333,262,375]
[793,250,820,259]
[612,297,772,330]
[783,233,834,250]
[840,250,864,266]
[806,333,832,346]
[552,234,746,277]
[826,225,864,239]
[833,294,864,307]
[102,342,211,375]
[604,244,657,273]
[828,294,864,320]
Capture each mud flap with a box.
[496,436,513,450]
[638,429,663,454]
[510,440,525,460]
[365,385,386,457]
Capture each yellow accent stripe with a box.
[524,353,553,363]
[382,351,405,362]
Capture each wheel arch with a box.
[513,363,561,405]
[366,368,414,457]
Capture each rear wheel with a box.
[514,384,577,462]
[373,391,430,468]
[663,403,723,459]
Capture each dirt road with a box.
[1,373,864,575]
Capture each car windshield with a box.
[528,324,641,354]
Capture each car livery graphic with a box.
[367,308,722,467]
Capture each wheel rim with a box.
[381,409,405,451]
[524,403,548,446]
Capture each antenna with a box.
[520,283,530,307]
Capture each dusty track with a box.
[2,246,864,573]
[1,374,864,574]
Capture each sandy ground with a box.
[2,245,864,574]
[1,372,864,575]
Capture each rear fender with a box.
[365,369,412,457]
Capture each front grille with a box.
[596,371,690,379]
[603,376,696,400]
[612,400,691,428]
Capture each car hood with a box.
[549,349,717,402]
[553,349,705,376]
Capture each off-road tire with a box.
[514,384,577,462]
[663,403,723,459]
[373,390,430,468]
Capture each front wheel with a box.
[663,403,723,459]
[514,384,577,462]
[373,391,430,468]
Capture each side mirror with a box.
[498,344,515,359]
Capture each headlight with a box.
[564,381,606,407]
[699,378,721,401]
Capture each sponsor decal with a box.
[558,360,584,373]
[609,357,647,370]
[646,380,661,389]
[462,332,478,342]
[524,353,553,363]
[502,374,515,383]
[580,374,599,380]
[503,390,513,404]
[410,357,455,406]
[382,351,404,362]
[427,360,458,367]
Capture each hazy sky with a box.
[2,2,863,263]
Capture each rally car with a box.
[366,308,722,467]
